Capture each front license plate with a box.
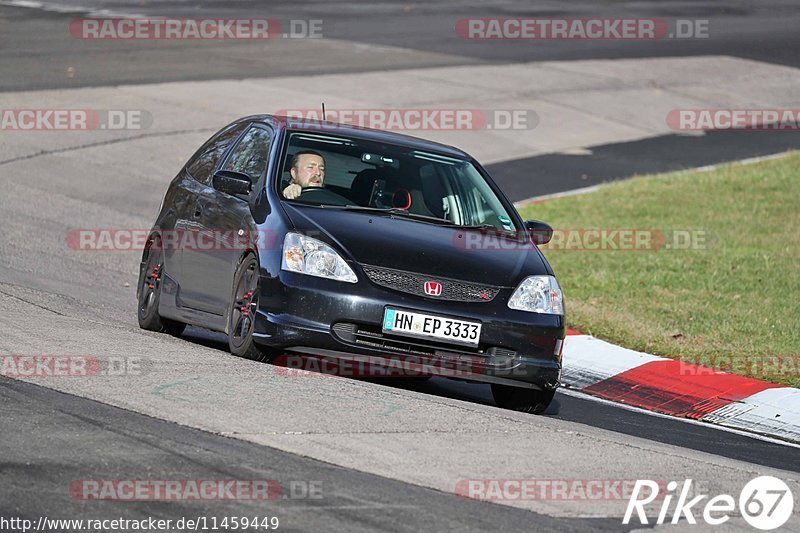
[382,308,481,347]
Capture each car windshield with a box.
[279,132,517,230]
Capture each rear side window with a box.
[186,122,249,185]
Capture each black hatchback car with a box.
[138,115,565,413]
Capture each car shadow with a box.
[180,325,561,416]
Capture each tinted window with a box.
[281,132,515,229]
[221,126,273,182]
[186,122,248,185]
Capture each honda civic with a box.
[137,115,565,413]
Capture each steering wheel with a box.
[297,187,350,205]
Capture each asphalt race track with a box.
[1,1,799,531]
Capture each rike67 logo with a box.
[624,477,794,530]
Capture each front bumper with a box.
[253,271,564,389]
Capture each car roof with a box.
[241,114,472,160]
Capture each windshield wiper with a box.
[458,223,517,233]
[324,205,516,230]
[326,205,458,226]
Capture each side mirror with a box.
[213,170,251,196]
[524,220,553,245]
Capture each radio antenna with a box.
[321,102,326,121]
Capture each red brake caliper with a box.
[148,265,160,290]
[240,291,253,317]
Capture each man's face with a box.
[290,154,325,188]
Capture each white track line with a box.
[514,185,600,208]
[691,151,793,172]
[514,150,795,207]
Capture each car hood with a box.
[282,204,550,287]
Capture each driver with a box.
[283,151,325,199]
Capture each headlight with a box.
[281,232,358,283]
[508,275,564,315]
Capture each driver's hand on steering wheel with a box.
[283,183,302,199]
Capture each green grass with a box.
[518,152,800,387]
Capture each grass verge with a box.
[518,152,800,387]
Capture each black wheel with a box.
[228,253,270,362]
[137,236,186,336]
[491,384,555,414]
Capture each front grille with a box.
[361,265,500,302]
[331,322,517,367]
[351,323,483,356]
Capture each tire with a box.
[227,253,270,362]
[137,236,186,336]
[491,384,555,414]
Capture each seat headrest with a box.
[350,168,389,206]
